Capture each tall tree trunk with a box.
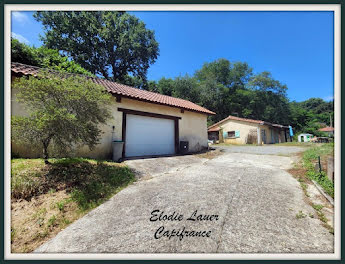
[42,139,51,164]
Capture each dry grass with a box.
[11,158,135,252]
[288,152,312,184]
[11,190,81,253]
[196,149,223,159]
[287,150,334,234]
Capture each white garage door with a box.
[125,114,175,157]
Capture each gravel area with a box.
[214,145,306,155]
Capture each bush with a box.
[11,158,135,207]
[302,144,334,197]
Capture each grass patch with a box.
[296,210,307,219]
[299,180,310,197]
[312,204,324,211]
[302,143,334,198]
[316,210,328,223]
[11,158,135,208]
[310,202,334,234]
[288,147,334,235]
[11,158,135,252]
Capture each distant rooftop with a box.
[318,126,334,132]
[208,115,289,131]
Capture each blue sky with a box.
[11,11,334,102]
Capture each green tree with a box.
[289,101,312,132]
[120,75,147,89]
[157,78,175,96]
[299,98,334,124]
[248,71,287,95]
[288,98,334,135]
[34,11,159,83]
[11,38,93,76]
[139,57,332,134]
[195,58,232,86]
[172,75,201,104]
[146,80,159,92]
[194,59,252,123]
[153,59,292,126]
[11,72,111,163]
[247,72,290,124]
[303,119,324,136]
[11,38,39,66]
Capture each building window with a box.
[228,131,235,138]
[226,131,240,138]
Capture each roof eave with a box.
[108,89,217,116]
[11,65,216,116]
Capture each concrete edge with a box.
[311,180,334,206]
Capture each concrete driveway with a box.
[35,146,333,253]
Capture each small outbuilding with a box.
[11,62,216,160]
[207,115,291,145]
[297,133,313,142]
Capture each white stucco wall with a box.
[220,120,259,145]
[12,92,209,159]
[216,120,287,145]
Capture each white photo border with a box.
[4,3,341,261]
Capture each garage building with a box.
[11,62,215,159]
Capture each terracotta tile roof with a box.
[208,115,288,131]
[319,126,334,132]
[12,62,42,76]
[208,115,264,131]
[11,62,215,115]
[208,126,220,132]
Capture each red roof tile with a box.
[208,126,220,132]
[208,115,264,131]
[208,115,288,131]
[319,126,334,132]
[11,62,215,115]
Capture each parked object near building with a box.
[318,126,334,137]
[310,136,332,143]
[298,133,313,142]
[207,115,292,145]
[11,62,215,160]
[112,141,124,162]
[316,137,331,143]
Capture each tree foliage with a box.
[289,98,333,135]
[140,58,332,133]
[34,11,159,84]
[11,38,93,76]
[11,72,111,163]
[147,59,291,126]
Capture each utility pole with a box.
[330,114,333,127]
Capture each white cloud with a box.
[11,32,30,44]
[12,11,29,23]
[323,95,334,101]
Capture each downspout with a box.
[257,126,262,145]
